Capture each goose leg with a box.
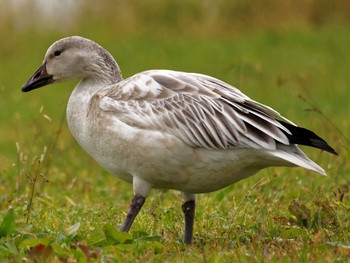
[181,193,196,245]
[119,194,145,232]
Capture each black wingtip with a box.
[278,120,338,156]
[309,138,338,156]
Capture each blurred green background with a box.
[0,0,349,260]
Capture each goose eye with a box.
[54,50,62,57]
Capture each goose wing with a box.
[96,70,293,150]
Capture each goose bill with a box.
[22,62,54,92]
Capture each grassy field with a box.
[0,1,350,262]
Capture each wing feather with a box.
[97,70,295,150]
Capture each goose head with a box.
[22,36,122,92]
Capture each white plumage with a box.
[22,36,336,244]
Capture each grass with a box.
[0,4,350,262]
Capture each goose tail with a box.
[271,144,327,175]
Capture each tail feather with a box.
[278,120,338,155]
[272,144,327,175]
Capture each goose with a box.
[22,36,337,244]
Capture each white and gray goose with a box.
[22,36,337,244]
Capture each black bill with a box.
[22,62,54,92]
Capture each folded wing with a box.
[96,70,335,154]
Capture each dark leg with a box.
[119,194,146,232]
[182,200,196,245]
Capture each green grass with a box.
[0,10,350,262]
